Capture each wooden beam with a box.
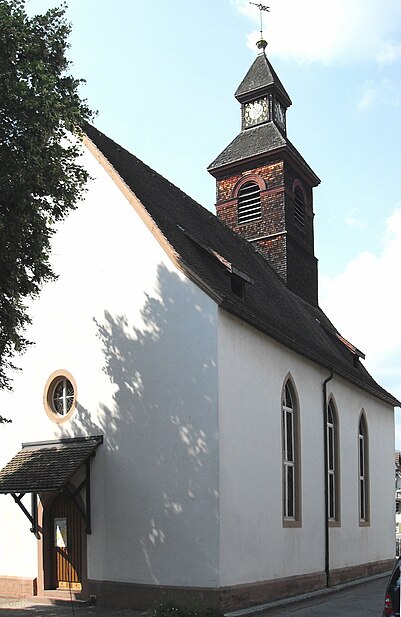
[11,493,39,537]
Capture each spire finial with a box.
[249,3,269,52]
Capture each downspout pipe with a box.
[323,369,333,588]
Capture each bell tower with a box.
[208,37,321,306]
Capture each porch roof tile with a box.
[0,436,103,494]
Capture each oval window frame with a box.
[43,370,77,424]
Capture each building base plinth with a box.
[86,559,393,612]
[0,576,37,599]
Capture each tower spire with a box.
[208,16,321,306]
[249,2,269,52]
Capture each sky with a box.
[27,0,401,446]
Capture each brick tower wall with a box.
[216,160,285,242]
[215,158,318,306]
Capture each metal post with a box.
[85,459,91,534]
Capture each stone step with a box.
[31,590,91,606]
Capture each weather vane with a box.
[249,3,270,48]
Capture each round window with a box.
[44,370,77,423]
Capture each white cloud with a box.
[358,85,378,110]
[377,42,401,65]
[233,0,401,64]
[358,78,401,110]
[344,214,366,230]
[320,207,401,445]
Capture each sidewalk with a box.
[226,571,389,616]
[0,597,147,616]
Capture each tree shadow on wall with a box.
[59,263,219,586]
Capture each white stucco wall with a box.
[217,309,395,587]
[0,144,219,588]
[0,142,395,595]
[329,379,395,570]
[0,423,39,578]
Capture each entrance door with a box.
[51,492,83,590]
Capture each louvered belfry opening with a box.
[238,181,262,224]
[294,187,305,228]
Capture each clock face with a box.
[244,99,268,127]
[274,100,286,129]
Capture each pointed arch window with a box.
[237,181,262,225]
[327,399,339,522]
[358,414,369,523]
[294,186,305,228]
[282,380,300,523]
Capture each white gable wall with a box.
[0,142,395,601]
[0,145,219,588]
[217,309,395,587]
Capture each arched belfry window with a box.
[237,181,262,225]
[294,186,305,228]
[282,379,300,523]
[327,399,340,522]
[358,414,369,523]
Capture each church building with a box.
[0,35,398,611]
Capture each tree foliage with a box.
[0,0,93,417]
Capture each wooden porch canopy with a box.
[0,435,103,536]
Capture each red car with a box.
[383,558,400,617]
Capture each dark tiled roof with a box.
[83,123,400,408]
[0,436,102,493]
[207,122,319,184]
[208,122,285,170]
[235,53,292,107]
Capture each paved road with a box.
[250,575,387,617]
[0,575,389,617]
